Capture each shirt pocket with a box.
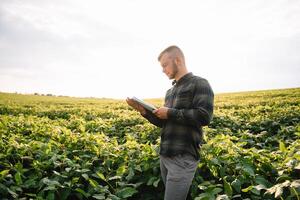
[174,90,193,108]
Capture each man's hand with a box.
[126,98,146,115]
[153,107,169,119]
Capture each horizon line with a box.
[1,86,299,100]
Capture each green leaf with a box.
[251,184,267,196]
[147,177,156,186]
[134,165,142,172]
[221,166,227,178]
[251,188,260,196]
[223,178,232,197]
[72,177,80,184]
[53,170,61,176]
[216,194,230,200]
[81,169,90,173]
[42,177,60,186]
[24,193,37,197]
[153,178,160,187]
[44,185,56,191]
[60,189,71,200]
[199,185,208,190]
[82,173,89,180]
[0,169,10,178]
[231,179,241,193]
[107,194,121,200]
[14,172,22,185]
[276,175,291,182]
[89,178,99,188]
[96,172,106,181]
[211,158,221,166]
[65,167,71,172]
[116,165,126,176]
[75,188,89,198]
[126,168,135,181]
[243,164,255,177]
[46,191,55,200]
[212,187,223,195]
[116,187,138,198]
[279,141,287,152]
[253,184,267,191]
[195,192,214,200]
[255,175,271,188]
[23,177,37,188]
[108,176,122,181]
[232,194,242,199]
[242,185,253,193]
[7,188,18,198]
[92,194,105,200]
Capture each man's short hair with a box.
[158,45,185,61]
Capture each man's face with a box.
[160,53,178,79]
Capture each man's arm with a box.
[167,79,214,127]
[142,110,166,128]
[126,98,166,128]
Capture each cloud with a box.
[0,0,140,72]
[0,0,299,98]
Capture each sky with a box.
[0,0,299,99]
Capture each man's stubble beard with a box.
[169,61,178,80]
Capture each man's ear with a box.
[174,56,181,66]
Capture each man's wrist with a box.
[139,110,146,116]
[167,108,177,119]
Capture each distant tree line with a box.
[33,93,68,97]
[34,92,53,96]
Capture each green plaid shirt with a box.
[143,72,214,160]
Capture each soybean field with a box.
[0,88,299,200]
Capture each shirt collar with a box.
[172,72,193,86]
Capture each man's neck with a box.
[175,69,189,81]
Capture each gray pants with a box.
[160,154,199,200]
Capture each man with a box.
[126,45,214,200]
